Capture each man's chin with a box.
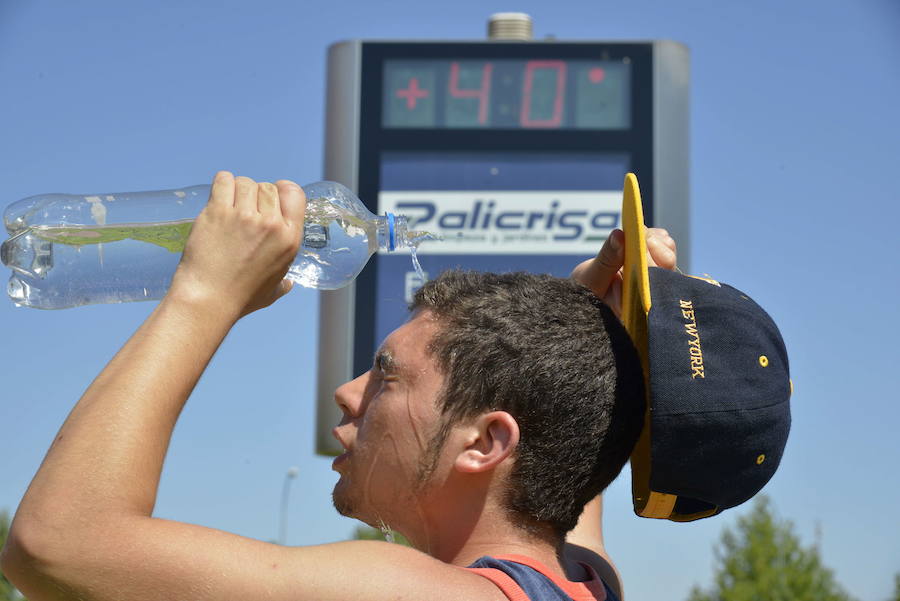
[331,479,356,518]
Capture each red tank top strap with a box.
[466,567,532,601]
[465,554,609,601]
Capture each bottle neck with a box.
[375,213,409,252]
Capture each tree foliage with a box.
[687,496,855,601]
[0,510,26,601]
[353,524,411,547]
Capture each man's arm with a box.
[565,497,623,599]
[566,226,678,600]
[0,173,505,601]
[4,521,501,601]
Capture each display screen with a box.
[383,59,631,130]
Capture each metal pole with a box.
[278,467,299,545]
[487,13,533,40]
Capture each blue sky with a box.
[1,1,898,600]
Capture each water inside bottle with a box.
[23,221,441,279]
[31,220,193,252]
[3,222,189,308]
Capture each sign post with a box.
[315,26,689,455]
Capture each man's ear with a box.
[454,411,520,473]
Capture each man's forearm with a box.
[9,292,237,550]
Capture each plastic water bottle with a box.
[1,181,435,310]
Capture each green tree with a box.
[353,524,411,547]
[890,572,900,601]
[687,496,855,601]
[0,510,27,601]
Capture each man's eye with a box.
[376,368,398,385]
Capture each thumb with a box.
[276,278,294,299]
[259,278,295,308]
[571,229,624,298]
[240,279,294,318]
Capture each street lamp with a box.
[278,466,299,545]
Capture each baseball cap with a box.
[620,173,791,521]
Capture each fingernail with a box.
[609,231,622,251]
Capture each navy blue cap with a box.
[620,174,791,521]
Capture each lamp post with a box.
[279,466,299,545]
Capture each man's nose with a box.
[334,371,369,420]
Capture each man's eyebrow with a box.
[374,349,398,373]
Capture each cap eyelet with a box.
[759,355,769,367]
[756,454,766,465]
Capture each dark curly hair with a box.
[411,270,645,539]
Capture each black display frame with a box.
[354,41,655,376]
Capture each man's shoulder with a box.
[292,540,509,601]
[563,543,623,600]
[464,552,620,601]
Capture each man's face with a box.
[330,310,447,531]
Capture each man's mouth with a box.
[331,427,353,470]
[332,451,350,470]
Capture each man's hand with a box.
[169,171,307,320]
[570,227,677,316]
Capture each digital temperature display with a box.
[383,59,631,130]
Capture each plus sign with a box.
[396,77,429,110]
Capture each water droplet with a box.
[403,230,441,287]
[377,519,395,543]
[409,246,425,283]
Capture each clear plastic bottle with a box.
[1,181,431,310]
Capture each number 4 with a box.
[449,62,493,125]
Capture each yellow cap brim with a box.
[621,172,651,338]
[620,173,679,519]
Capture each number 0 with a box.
[520,61,567,128]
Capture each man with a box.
[1,172,677,601]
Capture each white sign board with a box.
[379,190,622,255]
